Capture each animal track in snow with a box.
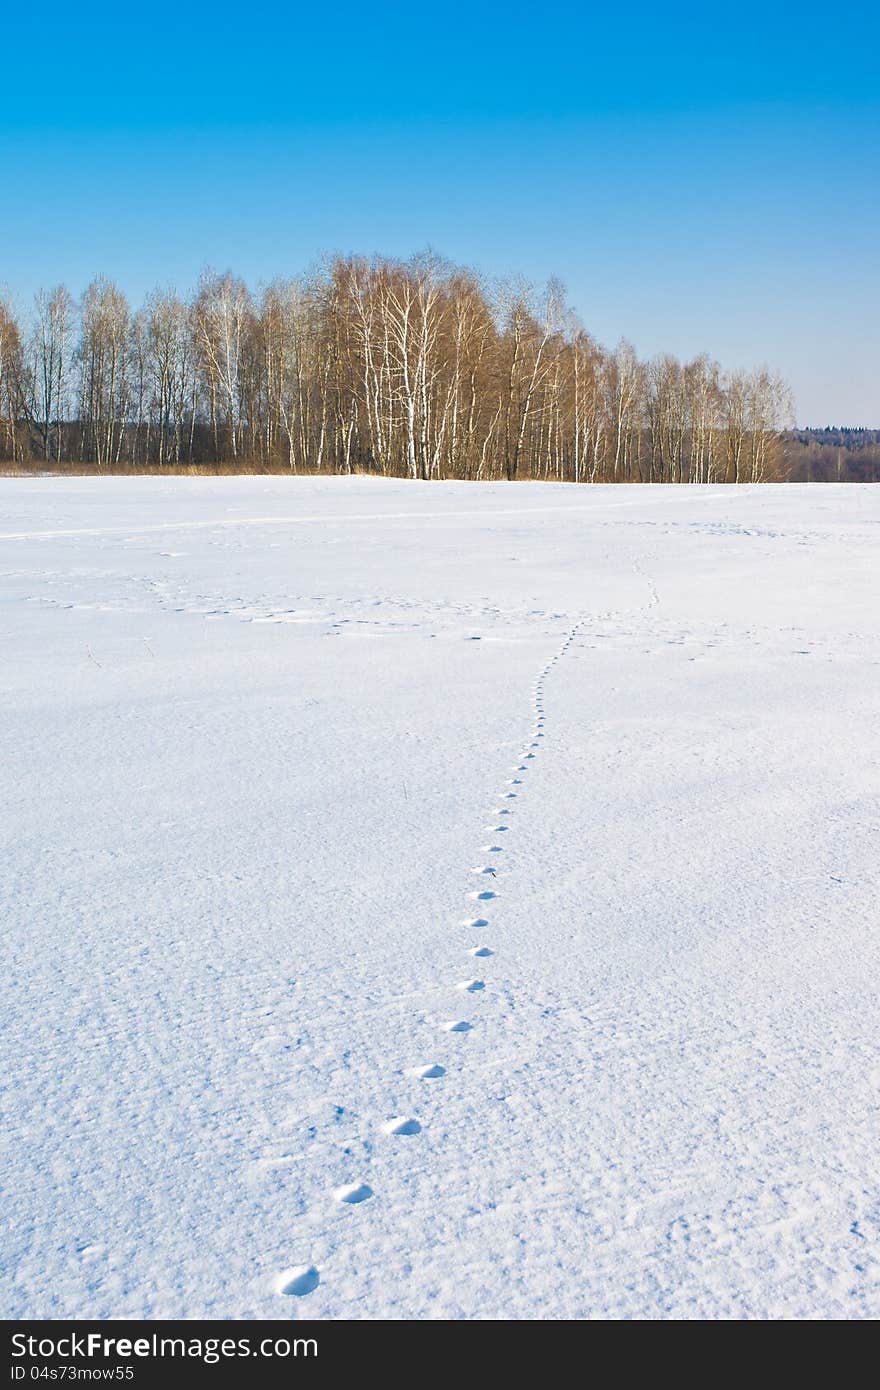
[269,608,593,1301]
[333,1182,373,1205]
[276,1266,320,1298]
[382,1116,421,1136]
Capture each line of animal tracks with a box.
[272,612,588,1303]
[273,558,659,1304]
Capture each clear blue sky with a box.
[2,1,877,424]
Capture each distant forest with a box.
[0,254,873,483]
[783,429,880,483]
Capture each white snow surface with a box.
[2,476,879,1320]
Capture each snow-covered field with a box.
[2,476,879,1320]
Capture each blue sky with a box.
[2,2,878,424]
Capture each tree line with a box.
[784,429,880,483]
[0,254,796,482]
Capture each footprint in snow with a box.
[443,1019,472,1032]
[470,890,497,901]
[410,1063,445,1079]
[382,1116,421,1136]
[469,946,493,957]
[333,1182,373,1204]
[276,1266,320,1298]
[472,866,497,875]
[462,917,489,928]
[480,846,503,853]
[458,979,485,992]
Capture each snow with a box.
[1,475,879,1320]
